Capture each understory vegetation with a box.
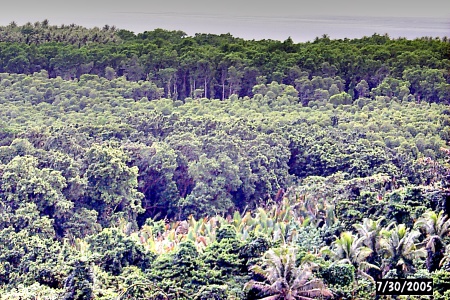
[0,21,449,299]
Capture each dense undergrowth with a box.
[0,21,449,299]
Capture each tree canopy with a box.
[0,21,449,299]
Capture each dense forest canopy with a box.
[0,21,449,299]
[0,21,449,101]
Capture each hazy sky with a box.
[1,0,449,41]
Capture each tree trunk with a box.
[173,81,178,100]
[166,79,171,99]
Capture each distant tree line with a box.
[0,21,448,103]
[0,21,450,299]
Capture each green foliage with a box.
[296,225,327,252]
[386,187,431,227]
[246,245,332,299]
[329,92,352,107]
[181,153,242,217]
[196,284,228,300]
[380,224,426,278]
[239,235,271,265]
[88,228,153,275]
[202,225,247,289]
[432,270,450,300]
[148,241,221,295]
[1,155,71,216]
[61,257,94,300]
[319,263,355,289]
[84,144,143,227]
[0,227,73,290]
[321,231,377,274]
[0,283,62,299]
[0,24,447,102]
[0,23,449,299]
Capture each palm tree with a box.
[245,246,332,300]
[415,210,450,239]
[354,217,388,279]
[414,210,450,271]
[354,218,386,253]
[321,231,379,283]
[380,224,426,277]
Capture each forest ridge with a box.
[0,20,449,299]
[0,20,448,102]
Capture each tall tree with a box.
[415,210,450,271]
[380,224,426,277]
[83,145,143,227]
[245,246,332,300]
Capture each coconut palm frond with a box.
[247,246,331,300]
[244,280,278,294]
